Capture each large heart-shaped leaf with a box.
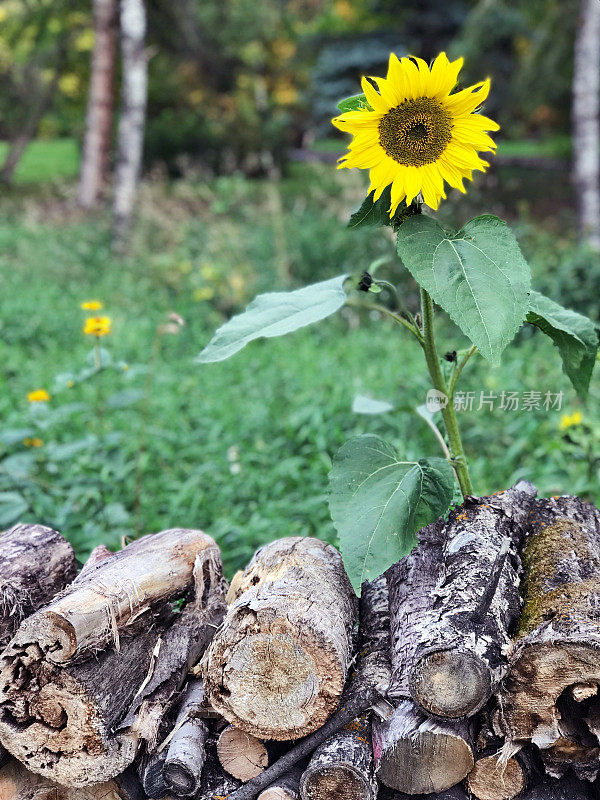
[527,291,598,397]
[197,275,348,363]
[396,214,531,364]
[329,434,454,593]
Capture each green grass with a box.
[0,138,80,184]
[0,164,597,575]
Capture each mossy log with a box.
[498,496,600,781]
[299,714,377,800]
[226,575,390,800]
[372,699,475,794]
[0,531,226,787]
[0,524,77,647]
[386,481,537,719]
[204,537,358,740]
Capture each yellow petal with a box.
[372,77,397,110]
[399,57,422,100]
[429,52,464,98]
[403,166,422,206]
[361,77,388,113]
[389,175,407,216]
[444,79,490,116]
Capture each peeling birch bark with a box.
[0,524,77,647]
[163,679,209,795]
[387,481,537,718]
[299,715,377,800]
[498,496,600,781]
[204,537,357,740]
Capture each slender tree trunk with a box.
[112,0,147,248]
[78,0,118,208]
[573,0,600,249]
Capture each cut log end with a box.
[301,764,371,800]
[466,753,527,800]
[217,725,268,781]
[411,649,491,718]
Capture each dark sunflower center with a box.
[378,97,452,166]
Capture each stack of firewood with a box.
[2,481,600,800]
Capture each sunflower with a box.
[332,52,499,215]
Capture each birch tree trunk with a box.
[573,0,600,250]
[78,0,118,208]
[112,0,147,248]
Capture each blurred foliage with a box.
[0,165,597,571]
[0,0,584,176]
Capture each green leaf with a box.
[348,187,419,230]
[329,434,454,593]
[397,215,531,364]
[352,395,395,415]
[336,93,370,113]
[0,492,28,527]
[198,275,348,363]
[106,389,145,409]
[527,291,599,397]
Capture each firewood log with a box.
[0,758,143,799]
[372,699,475,794]
[5,527,218,663]
[466,748,531,800]
[203,537,358,740]
[386,481,537,720]
[299,715,376,800]
[498,496,600,782]
[217,724,269,781]
[0,531,226,787]
[518,775,594,799]
[258,765,304,800]
[226,575,391,800]
[198,738,242,800]
[378,786,468,799]
[0,523,77,647]
[139,748,168,798]
[163,679,209,796]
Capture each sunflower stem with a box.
[420,287,474,497]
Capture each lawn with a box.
[0,138,80,184]
[0,160,596,575]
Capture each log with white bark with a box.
[0,529,225,787]
[162,679,209,796]
[226,574,390,800]
[204,537,358,740]
[372,699,475,795]
[258,765,304,800]
[0,524,77,647]
[78,0,118,208]
[387,481,537,719]
[498,496,600,782]
[112,0,148,246]
[217,724,269,781]
[299,715,376,800]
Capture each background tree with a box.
[78,0,118,208]
[572,0,600,250]
[112,0,148,248]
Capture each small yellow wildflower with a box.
[81,300,104,311]
[27,389,51,402]
[84,316,112,336]
[559,411,583,430]
[23,437,43,448]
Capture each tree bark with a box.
[372,699,475,795]
[78,0,119,208]
[498,496,600,782]
[163,679,209,796]
[299,715,377,800]
[0,524,77,648]
[112,0,148,247]
[0,531,226,787]
[257,765,304,800]
[387,481,537,719]
[204,537,358,740]
[226,575,390,800]
[217,725,269,781]
[572,0,600,250]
